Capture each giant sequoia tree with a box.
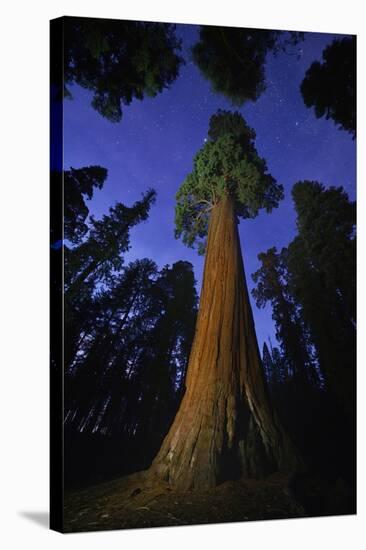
[150,111,303,490]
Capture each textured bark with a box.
[151,196,303,490]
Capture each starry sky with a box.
[63,23,356,351]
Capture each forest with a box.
[50,17,356,531]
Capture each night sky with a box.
[63,23,356,350]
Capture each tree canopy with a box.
[300,36,356,138]
[62,17,184,122]
[64,165,107,244]
[175,110,284,253]
[192,27,303,105]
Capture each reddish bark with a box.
[151,196,303,490]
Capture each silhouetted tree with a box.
[287,181,356,418]
[262,341,293,400]
[60,164,200,486]
[61,17,183,122]
[64,166,107,244]
[128,261,198,457]
[192,27,303,105]
[65,189,156,298]
[64,258,198,480]
[262,342,274,385]
[64,187,156,377]
[252,247,316,386]
[150,110,303,491]
[251,180,356,485]
[300,36,356,138]
[270,344,288,387]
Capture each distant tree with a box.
[150,110,303,492]
[65,189,156,297]
[262,341,293,395]
[65,259,198,468]
[287,181,356,418]
[128,261,198,454]
[61,17,183,122]
[270,344,288,387]
[290,180,355,326]
[300,36,356,138]
[65,258,160,432]
[64,189,156,374]
[252,247,316,387]
[192,27,303,105]
[64,165,107,244]
[262,342,274,385]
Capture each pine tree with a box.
[64,189,156,377]
[65,189,156,298]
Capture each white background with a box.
[0,1,364,548]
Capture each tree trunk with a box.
[150,195,303,490]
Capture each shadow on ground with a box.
[19,511,49,529]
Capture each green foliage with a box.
[175,110,283,253]
[192,27,303,105]
[208,109,256,141]
[300,36,356,138]
[63,17,184,122]
[64,165,107,244]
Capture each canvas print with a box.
[50,16,356,533]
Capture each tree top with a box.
[175,110,283,254]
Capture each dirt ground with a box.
[63,468,354,533]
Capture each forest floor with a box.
[63,470,355,532]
